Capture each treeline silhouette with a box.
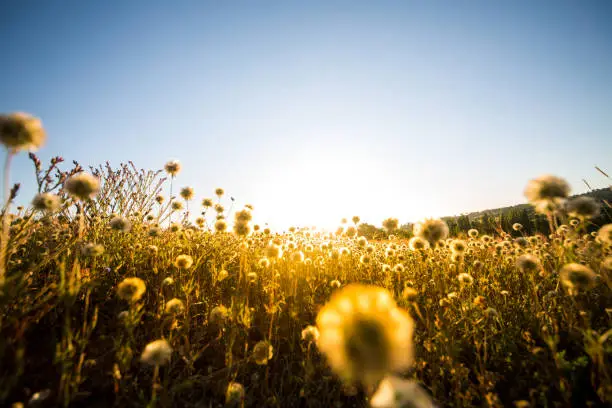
[357,188,612,240]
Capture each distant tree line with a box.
[357,188,612,240]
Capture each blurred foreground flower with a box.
[559,263,597,295]
[0,112,46,152]
[524,174,570,214]
[316,284,414,387]
[370,376,436,408]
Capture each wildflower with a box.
[164,160,181,176]
[524,174,570,213]
[382,218,399,233]
[209,305,229,325]
[225,382,245,406]
[214,219,227,233]
[393,264,405,273]
[116,277,146,303]
[291,251,305,263]
[109,216,131,232]
[512,223,523,231]
[0,112,46,152]
[233,221,251,237]
[81,242,104,257]
[468,229,479,238]
[514,237,528,248]
[265,243,282,259]
[180,186,194,201]
[402,286,418,301]
[408,237,429,251]
[345,226,357,237]
[215,187,224,197]
[450,252,463,263]
[414,219,449,246]
[516,254,540,273]
[565,196,600,219]
[155,194,164,204]
[64,173,100,200]
[450,239,467,253]
[301,325,320,343]
[202,198,214,207]
[31,193,60,213]
[330,279,341,288]
[473,295,486,308]
[258,258,270,269]
[174,254,193,270]
[355,237,367,248]
[316,284,414,386]
[164,298,185,315]
[162,277,174,286]
[559,263,597,295]
[370,375,435,408]
[171,201,183,211]
[360,254,372,264]
[140,339,172,366]
[458,273,474,285]
[382,264,392,273]
[252,340,273,365]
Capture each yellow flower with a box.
[316,284,414,386]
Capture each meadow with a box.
[0,113,611,408]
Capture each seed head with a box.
[64,173,100,201]
[0,112,46,152]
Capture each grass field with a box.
[1,114,612,408]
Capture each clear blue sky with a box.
[2,1,611,229]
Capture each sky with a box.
[1,1,611,230]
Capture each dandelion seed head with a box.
[252,341,273,365]
[209,305,229,325]
[31,193,60,213]
[110,216,132,233]
[565,196,600,219]
[524,174,570,213]
[164,160,181,176]
[117,277,146,303]
[164,298,185,315]
[174,254,193,270]
[0,112,46,152]
[64,173,100,201]
[516,254,540,273]
[414,218,449,246]
[225,382,245,406]
[213,219,227,233]
[81,242,104,257]
[559,263,597,295]
[316,284,413,386]
[180,186,194,201]
[141,339,172,366]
